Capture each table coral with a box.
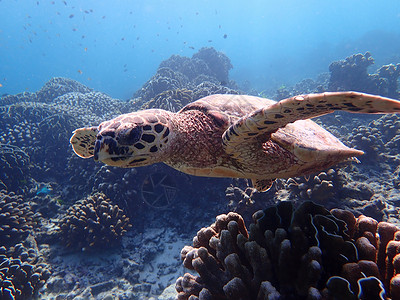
[177,201,400,299]
[59,192,131,249]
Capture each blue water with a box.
[1,0,400,99]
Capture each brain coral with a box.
[59,192,131,249]
[177,201,400,299]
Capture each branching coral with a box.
[59,192,131,249]
[286,168,345,203]
[0,243,51,300]
[0,190,35,247]
[176,201,400,299]
[348,114,400,163]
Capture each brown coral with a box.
[177,201,400,299]
[59,192,131,249]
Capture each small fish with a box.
[102,15,106,19]
[84,10,89,14]
[136,37,140,40]
[124,69,128,72]
[87,77,92,80]
[223,34,227,39]
[36,1,39,5]
[189,46,194,50]
[36,186,52,195]
[63,0,67,5]
[219,25,221,29]
[121,37,125,41]
[69,14,74,18]
[72,28,77,31]
[208,40,212,42]
[84,47,87,51]
[51,1,55,4]
[78,70,83,74]
[123,64,127,67]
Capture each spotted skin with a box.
[70,92,400,192]
[70,109,173,168]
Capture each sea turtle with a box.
[70,92,400,191]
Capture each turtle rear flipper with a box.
[70,127,98,158]
[222,92,400,157]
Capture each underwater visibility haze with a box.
[1,0,400,98]
[2,0,400,299]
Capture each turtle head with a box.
[70,110,173,167]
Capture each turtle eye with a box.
[117,126,142,145]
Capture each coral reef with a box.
[0,77,125,195]
[274,75,329,100]
[142,88,193,112]
[36,77,93,103]
[328,52,400,98]
[1,49,400,300]
[176,201,400,299]
[348,113,400,163]
[59,192,131,249]
[286,168,345,204]
[131,47,238,109]
[377,63,400,98]
[0,190,35,247]
[0,144,31,193]
[160,47,232,84]
[0,243,51,300]
[191,47,233,83]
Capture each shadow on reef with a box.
[0,47,400,299]
[176,201,400,300]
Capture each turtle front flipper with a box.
[70,127,98,158]
[251,178,275,192]
[222,91,400,156]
